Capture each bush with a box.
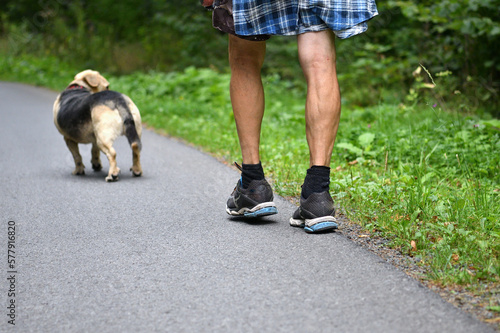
[0,0,498,115]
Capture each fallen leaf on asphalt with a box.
[359,235,369,238]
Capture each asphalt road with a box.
[0,82,494,332]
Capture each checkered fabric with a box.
[232,0,378,39]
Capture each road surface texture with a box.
[0,82,494,332]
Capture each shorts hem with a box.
[236,14,378,39]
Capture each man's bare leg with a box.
[298,30,341,168]
[225,35,277,218]
[290,30,340,233]
[228,34,267,165]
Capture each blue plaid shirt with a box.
[232,0,378,39]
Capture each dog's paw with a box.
[105,168,120,182]
[72,168,85,175]
[105,174,119,182]
[92,163,103,172]
[130,167,142,177]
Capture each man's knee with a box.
[298,30,336,70]
[229,35,266,70]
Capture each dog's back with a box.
[55,89,141,149]
[55,88,93,142]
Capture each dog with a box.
[53,70,143,182]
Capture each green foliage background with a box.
[1,0,499,115]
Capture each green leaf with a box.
[420,172,435,184]
[336,142,363,156]
[455,130,470,142]
[358,132,375,148]
[410,209,421,222]
[490,26,500,36]
[481,119,500,129]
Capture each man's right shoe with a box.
[226,178,278,218]
[289,191,338,233]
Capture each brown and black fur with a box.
[53,70,142,182]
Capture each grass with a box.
[1,54,499,292]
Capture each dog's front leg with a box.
[91,143,103,171]
[64,137,85,175]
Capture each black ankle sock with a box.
[302,166,330,199]
[241,162,265,188]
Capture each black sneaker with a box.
[226,178,278,218]
[289,191,338,233]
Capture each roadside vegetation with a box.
[1,0,499,323]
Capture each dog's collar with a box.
[67,84,86,90]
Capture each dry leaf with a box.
[410,240,417,252]
[348,160,358,165]
[485,317,500,324]
[452,254,460,262]
[359,235,369,238]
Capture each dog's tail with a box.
[116,96,142,151]
[124,117,142,152]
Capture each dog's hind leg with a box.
[97,139,120,182]
[64,137,85,175]
[130,142,142,177]
[125,97,142,177]
[91,143,103,171]
[92,106,121,182]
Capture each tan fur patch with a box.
[91,105,123,180]
[72,70,109,93]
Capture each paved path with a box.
[0,82,494,332]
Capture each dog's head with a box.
[70,70,109,93]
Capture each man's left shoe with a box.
[226,178,278,218]
[290,191,338,233]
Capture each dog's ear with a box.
[100,76,110,89]
[84,73,100,88]
[73,70,109,92]
[86,73,109,90]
